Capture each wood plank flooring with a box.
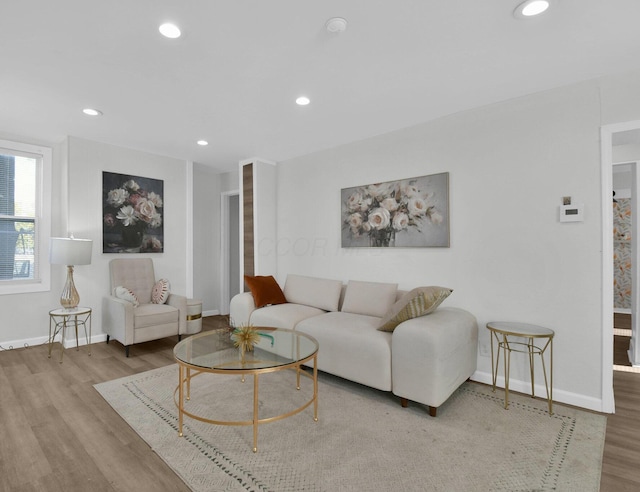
[0,316,638,491]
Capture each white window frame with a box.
[0,139,51,295]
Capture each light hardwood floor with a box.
[601,314,640,491]
[0,316,638,491]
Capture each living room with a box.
[2,1,640,490]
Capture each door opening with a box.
[221,191,240,315]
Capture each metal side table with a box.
[48,307,92,363]
[486,321,554,414]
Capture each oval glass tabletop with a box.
[174,327,318,371]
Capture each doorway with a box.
[221,191,240,315]
[612,161,640,371]
[602,122,640,413]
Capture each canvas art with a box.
[341,172,449,248]
[102,171,164,253]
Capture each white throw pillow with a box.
[341,280,398,318]
[283,274,343,312]
[114,286,140,307]
[151,278,170,304]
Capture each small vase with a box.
[121,223,145,249]
[369,229,395,247]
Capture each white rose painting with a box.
[341,172,449,248]
[102,172,164,253]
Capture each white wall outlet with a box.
[479,343,490,357]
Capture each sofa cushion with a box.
[296,312,393,391]
[283,274,343,312]
[378,286,453,332]
[250,303,326,330]
[244,275,287,308]
[341,280,398,318]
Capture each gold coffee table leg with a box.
[178,365,184,437]
[253,374,259,453]
[313,358,318,422]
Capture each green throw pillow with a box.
[377,286,452,332]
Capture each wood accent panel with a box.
[242,163,254,281]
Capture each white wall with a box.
[193,163,222,313]
[276,79,608,410]
[65,137,189,340]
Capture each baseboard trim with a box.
[471,370,607,414]
[0,333,108,351]
[203,309,220,317]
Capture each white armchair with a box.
[102,258,187,357]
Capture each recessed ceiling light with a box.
[159,22,181,38]
[296,96,310,106]
[514,0,551,19]
[325,17,348,34]
[197,140,208,146]
[82,108,102,116]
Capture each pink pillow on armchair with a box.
[151,278,170,304]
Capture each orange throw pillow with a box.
[244,275,287,308]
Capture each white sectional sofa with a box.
[230,274,478,417]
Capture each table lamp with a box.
[49,236,93,310]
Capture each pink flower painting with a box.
[341,172,449,248]
[102,172,164,253]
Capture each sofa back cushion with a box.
[341,280,398,318]
[283,274,343,312]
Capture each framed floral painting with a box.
[341,172,449,248]
[102,172,164,253]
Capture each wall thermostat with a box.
[559,203,584,222]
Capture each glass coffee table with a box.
[173,327,319,452]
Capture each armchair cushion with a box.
[134,303,179,328]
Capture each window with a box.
[0,140,51,295]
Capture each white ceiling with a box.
[2,1,640,173]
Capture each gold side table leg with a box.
[48,317,54,358]
[503,335,510,409]
[59,318,67,363]
[550,338,553,414]
[528,337,535,398]
[539,337,553,415]
[490,331,497,391]
[178,365,184,437]
[83,313,92,356]
[74,315,80,350]
[253,373,259,453]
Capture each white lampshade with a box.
[50,237,93,266]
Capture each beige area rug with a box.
[95,365,606,492]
